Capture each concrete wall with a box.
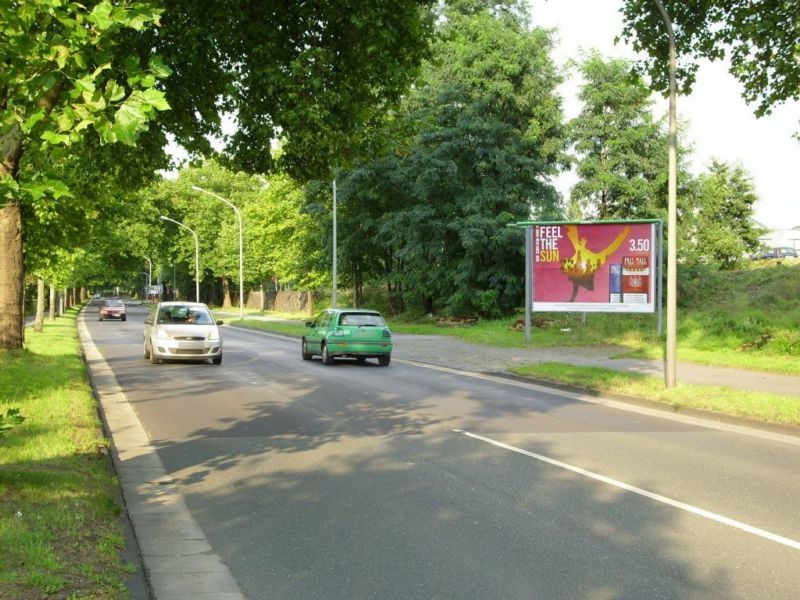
[245,290,314,314]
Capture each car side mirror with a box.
[305,321,313,327]
[144,318,152,325]
[216,320,224,325]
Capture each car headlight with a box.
[156,329,172,340]
[207,328,220,341]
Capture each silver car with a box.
[143,302,223,365]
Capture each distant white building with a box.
[759,226,800,251]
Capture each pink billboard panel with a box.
[532,222,657,313]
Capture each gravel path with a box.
[392,333,624,372]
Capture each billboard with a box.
[532,221,658,313]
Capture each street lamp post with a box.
[652,0,678,388]
[144,256,152,300]
[140,272,150,302]
[144,256,152,285]
[191,186,244,320]
[332,179,338,308]
[160,216,200,302]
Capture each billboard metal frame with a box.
[514,219,663,344]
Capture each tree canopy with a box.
[130,0,435,180]
[334,0,566,317]
[568,53,666,220]
[620,0,800,117]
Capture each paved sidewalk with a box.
[390,334,800,398]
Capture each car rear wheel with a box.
[321,343,335,365]
[378,355,391,367]
[301,339,312,360]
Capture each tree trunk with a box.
[0,199,25,349]
[221,276,232,308]
[353,264,363,308]
[34,278,45,332]
[1,81,63,350]
[49,284,56,320]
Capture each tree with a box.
[620,0,800,117]
[1,0,171,349]
[2,0,436,349]
[568,53,667,220]
[680,160,765,269]
[246,174,327,293]
[333,0,566,317]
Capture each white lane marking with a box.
[454,428,800,551]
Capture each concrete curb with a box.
[77,309,245,600]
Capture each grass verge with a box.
[0,307,134,599]
[508,362,800,426]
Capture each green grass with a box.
[0,307,133,599]
[508,362,800,426]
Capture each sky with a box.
[528,0,800,231]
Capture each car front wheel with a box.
[149,342,160,364]
[301,339,312,360]
[212,354,222,365]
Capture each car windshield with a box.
[104,299,124,307]
[338,313,386,327]
[157,306,213,325]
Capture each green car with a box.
[302,308,393,366]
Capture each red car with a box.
[98,298,127,321]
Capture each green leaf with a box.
[56,110,74,132]
[105,80,125,102]
[92,63,111,78]
[23,109,47,133]
[148,55,173,79]
[73,52,87,69]
[141,88,170,112]
[73,75,97,95]
[113,102,148,145]
[41,130,70,145]
[97,121,118,144]
[88,2,114,31]
[52,44,70,69]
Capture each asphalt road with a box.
[86,301,800,599]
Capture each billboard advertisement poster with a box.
[532,222,657,313]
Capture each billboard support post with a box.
[657,221,664,337]
[525,226,532,345]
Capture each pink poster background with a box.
[532,222,655,310]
